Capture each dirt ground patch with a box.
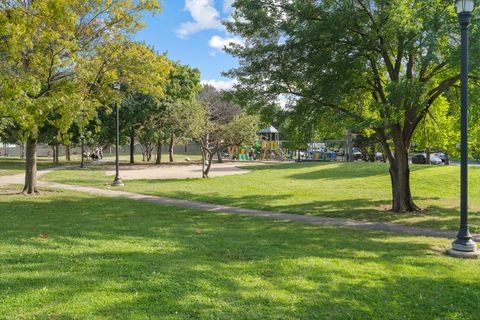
[105,163,253,180]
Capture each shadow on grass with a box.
[2,194,480,319]
[0,158,78,170]
[115,187,478,232]
[287,162,434,181]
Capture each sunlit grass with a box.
[0,151,201,177]
[0,158,77,177]
[41,162,480,232]
[1,188,479,319]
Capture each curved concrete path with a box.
[0,167,475,240]
[36,180,477,241]
[0,168,58,186]
[104,163,251,180]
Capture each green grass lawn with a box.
[0,163,23,176]
[41,162,480,232]
[0,158,75,177]
[1,187,479,319]
[0,151,200,177]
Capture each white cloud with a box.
[201,79,237,91]
[208,35,243,51]
[176,0,224,38]
[223,0,234,13]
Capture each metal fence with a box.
[0,142,202,158]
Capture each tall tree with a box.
[161,63,201,162]
[0,0,164,193]
[198,85,242,125]
[120,92,161,164]
[197,85,257,177]
[198,113,259,178]
[197,84,243,163]
[225,0,478,212]
[165,100,206,162]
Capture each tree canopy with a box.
[225,0,477,212]
[0,0,165,193]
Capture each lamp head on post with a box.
[456,0,475,25]
[456,0,475,13]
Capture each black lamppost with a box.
[112,83,124,186]
[80,108,86,169]
[449,0,478,257]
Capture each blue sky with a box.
[135,0,240,90]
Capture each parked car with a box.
[432,152,446,163]
[430,155,443,165]
[412,153,442,165]
[352,148,363,161]
[375,152,385,162]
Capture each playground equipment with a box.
[305,149,337,161]
[231,143,261,161]
[297,140,347,162]
[259,126,281,161]
[238,145,249,161]
[228,126,287,161]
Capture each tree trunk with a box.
[377,128,420,213]
[346,129,353,162]
[20,143,25,160]
[147,144,152,162]
[130,130,135,164]
[389,145,419,213]
[201,147,206,178]
[66,145,71,161]
[201,135,214,178]
[201,147,214,178]
[426,148,431,164]
[204,152,213,177]
[156,141,162,164]
[55,144,59,164]
[169,133,174,162]
[445,150,450,165]
[23,137,38,194]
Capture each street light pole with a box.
[112,100,124,186]
[449,0,478,258]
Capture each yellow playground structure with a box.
[228,126,284,161]
[259,126,281,160]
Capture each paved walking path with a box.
[104,163,251,180]
[1,168,474,240]
[0,173,25,185]
[0,167,59,186]
[36,180,476,240]
[0,163,82,186]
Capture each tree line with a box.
[0,0,259,193]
